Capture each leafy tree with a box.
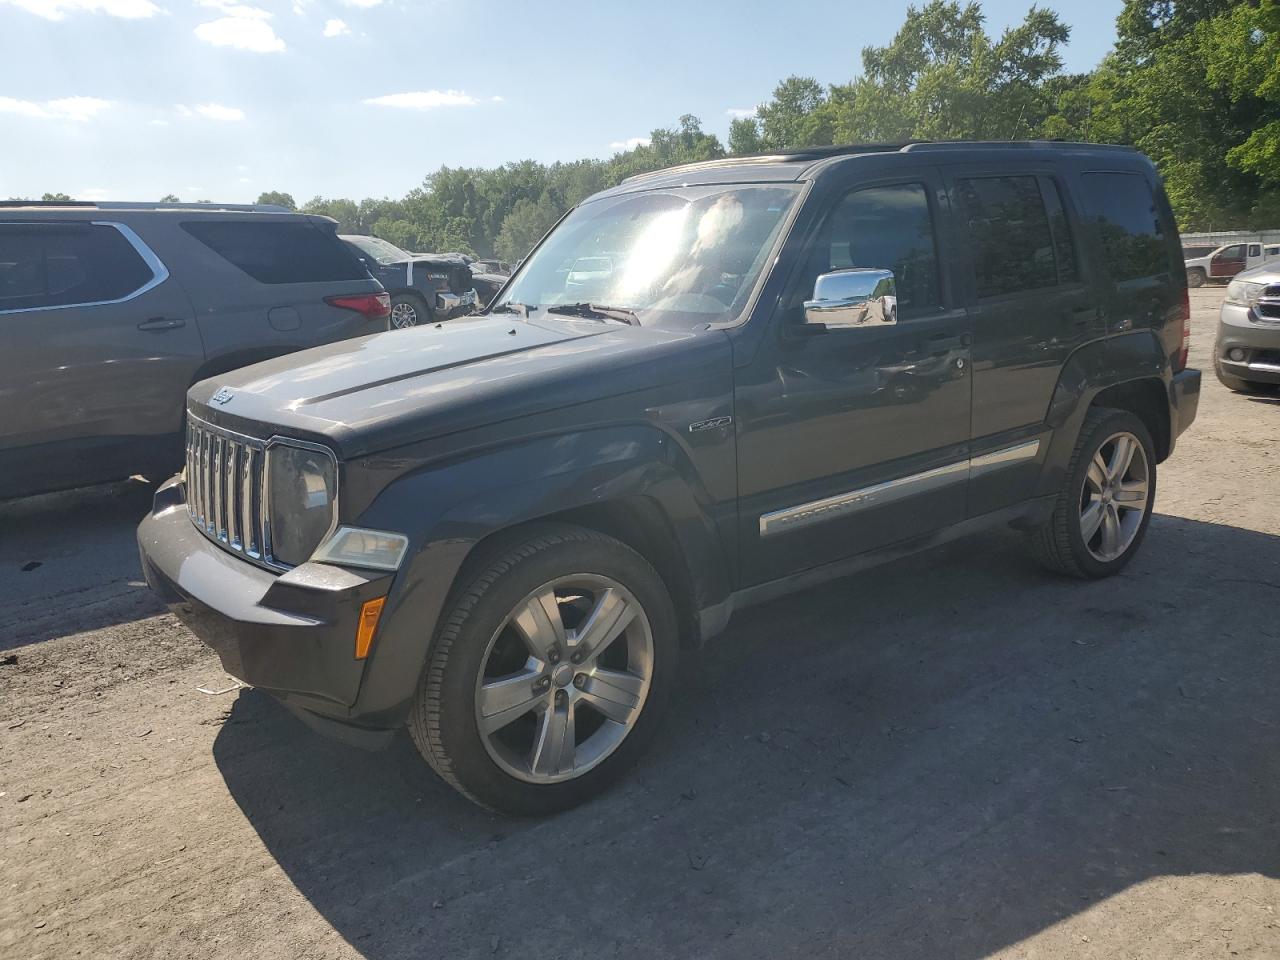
[159,193,180,202]
[495,197,561,263]
[41,192,72,201]
[1045,0,1280,228]
[728,116,764,155]
[256,190,297,210]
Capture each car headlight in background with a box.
[312,527,409,571]
[266,441,337,567]
[1225,279,1265,306]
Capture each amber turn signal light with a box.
[356,597,386,660]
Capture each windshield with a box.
[344,234,410,264]
[496,184,802,328]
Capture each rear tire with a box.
[408,524,678,816]
[390,293,430,329]
[1029,407,1156,579]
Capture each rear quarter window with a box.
[182,219,366,284]
[0,222,155,311]
[1077,172,1170,282]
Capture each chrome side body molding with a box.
[759,439,1042,537]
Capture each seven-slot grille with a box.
[185,415,274,568]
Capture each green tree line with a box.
[30,0,1272,258]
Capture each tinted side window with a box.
[1248,244,1261,257]
[1220,244,1245,260]
[1077,172,1168,282]
[182,220,366,284]
[823,182,940,315]
[957,175,1057,298]
[0,223,155,312]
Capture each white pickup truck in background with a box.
[1184,241,1280,286]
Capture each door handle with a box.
[137,317,186,331]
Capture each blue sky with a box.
[0,0,1123,204]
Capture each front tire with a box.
[390,293,430,329]
[1030,407,1156,579]
[409,525,678,815]
[1186,268,1206,288]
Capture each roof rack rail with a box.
[0,200,292,212]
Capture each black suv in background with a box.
[340,235,477,327]
[0,202,390,499]
[140,142,1200,815]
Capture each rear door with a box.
[943,166,1096,515]
[0,219,200,492]
[172,215,385,373]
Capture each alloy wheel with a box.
[1079,430,1149,562]
[390,302,419,328]
[474,574,654,784]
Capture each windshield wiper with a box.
[489,301,530,318]
[545,302,639,326]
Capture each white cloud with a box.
[363,90,482,110]
[322,17,347,36]
[0,0,160,20]
[194,3,285,52]
[726,106,759,120]
[80,187,110,200]
[0,95,112,122]
[193,102,245,121]
[341,0,379,7]
[609,136,650,152]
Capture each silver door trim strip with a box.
[969,438,1041,478]
[759,438,1041,537]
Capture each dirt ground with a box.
[3,286,1279,960]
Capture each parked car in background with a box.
[473,258,511,276]
[1214,262,1280,393]
[0,201,389,500]
[468,264,508,309]
[1183,241,1278,287]
[140,141,1199,815]
[340,235,477,328]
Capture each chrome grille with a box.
[185,415,272,568]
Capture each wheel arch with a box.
[1037,331,1172,497]
[347,425,731,723]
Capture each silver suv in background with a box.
[0,201,390,499]
[1215,263,1280,393]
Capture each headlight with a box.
[266,441,337,567]
[1225,279,1264,306]
[312,526,409,571]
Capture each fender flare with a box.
[348,423,730,722]
[1037,330,1169,497]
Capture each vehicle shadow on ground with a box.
[0,478,163,650]
[214,513,1280,960]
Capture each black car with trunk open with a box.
[140,142,1201,815]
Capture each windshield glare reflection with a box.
[497,184,801,329]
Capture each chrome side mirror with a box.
[803,268,898,328]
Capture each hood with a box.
[189,315,707,458]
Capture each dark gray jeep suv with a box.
[0,202,390,499]
[139,142,1201,814]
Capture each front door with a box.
[734,172,973,586]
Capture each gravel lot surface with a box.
[3,287,1279,960]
